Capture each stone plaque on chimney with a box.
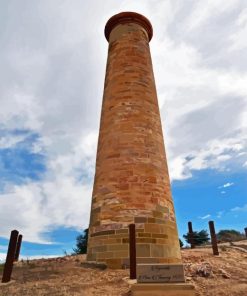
[137,264,185,283]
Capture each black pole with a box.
[2,230,19,283]
[209,221,219,256]
[188,221,195,249]
[129,224,136,279]
[15,234,23,261]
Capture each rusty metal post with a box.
[129,224,136,279]
[2,230,19,283]
[14,234,23,262]
[209,221,219,255]
[244,227,247,238]
[188,221,195,249]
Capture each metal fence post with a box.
[188,221,195,249]
[129,224,136,279]
[15,234,23,262]
[2,230,19,283]
[209,221,219,256]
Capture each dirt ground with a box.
[0,242,247,296]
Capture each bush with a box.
[217,229,245,242]
[183,230,210,246]
[73,228,89,254]
[179,239,184,248]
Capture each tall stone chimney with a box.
[87,12,182,269]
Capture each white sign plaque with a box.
[137,264,185,283]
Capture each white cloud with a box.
[230,8,247,51]
[216,211,224,218]
[184,0,239,31]
[0,133,27,149]
[168,136,247,181]
[198,214,211,220]
[0,131,97,243]
[218,182,234,189]
[231,204,247,212]
[168,156,192,181]
[0,136,94,243]
[0,179,92,243]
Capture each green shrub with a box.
[183,230,210,246]
[73,228,88,254]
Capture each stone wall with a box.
[87,12,182,269]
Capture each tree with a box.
[179,238,184,248]
[73,228,89,254]
[217,229,245,242]
[183,230,210,246]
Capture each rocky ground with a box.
[0,241,247,296]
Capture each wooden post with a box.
[14,234,23,262]
[209,221,219,255]
[188,221,195,249]
[2,230,19,283]
[129,224,136,279]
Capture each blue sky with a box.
[0,129,46,185]
[174,170,247,241]
[0,0,247,260]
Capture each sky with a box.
[0,0,247,261]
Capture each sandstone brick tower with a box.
[87,12,182,269]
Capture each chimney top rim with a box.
[104,11,153,42]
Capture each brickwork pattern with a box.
[87,13,182,269]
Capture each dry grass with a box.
[0,242,247,295]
